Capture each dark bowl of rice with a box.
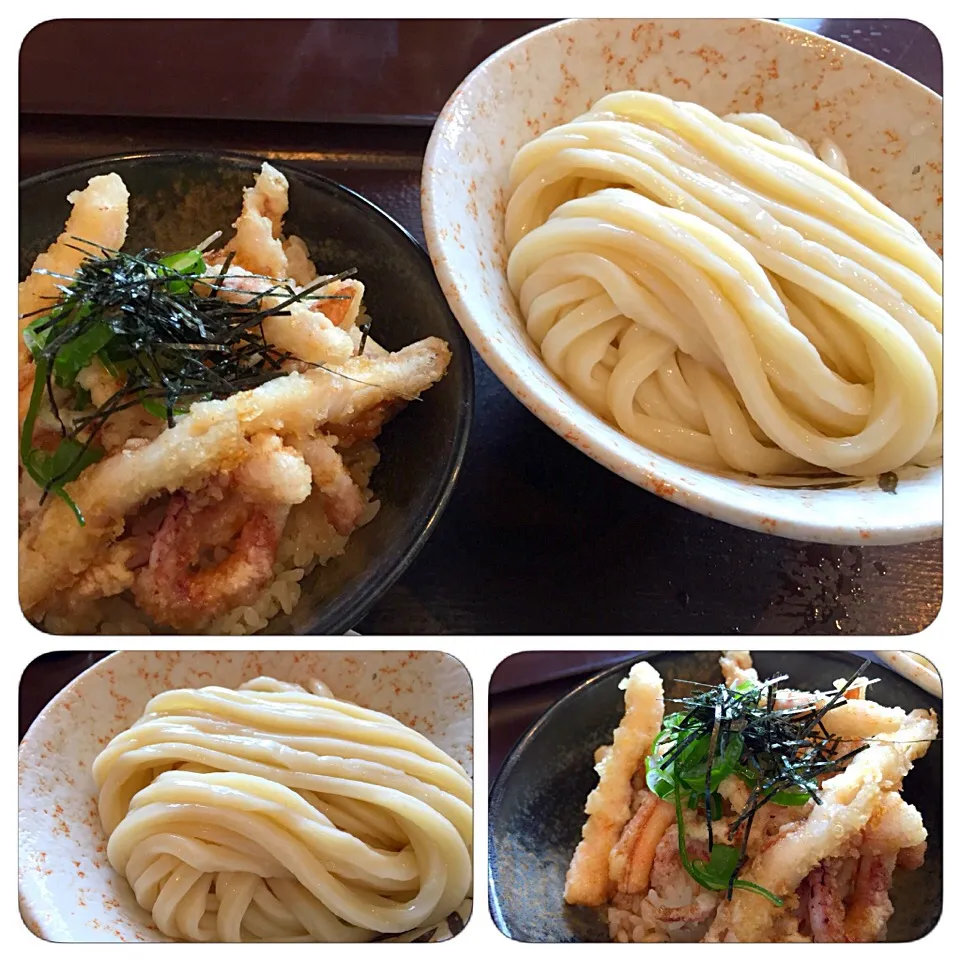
[488,651,942,943]
[20,150,474,636]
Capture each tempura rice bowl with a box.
[20,152,473,635]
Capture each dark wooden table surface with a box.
[20,19,943,636]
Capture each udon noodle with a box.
[504,92,942,480]
[92,677,473,942]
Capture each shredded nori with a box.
[657,662,874,899]
[20,237,356,512]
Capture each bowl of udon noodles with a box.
[422,18,942,544]
[19,152,473,635]
[18,650,474,942]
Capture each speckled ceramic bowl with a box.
[19,650,473,942]
[422,18,942,545]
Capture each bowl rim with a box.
[488,653,631,939]
[421,17,942,547]
[19,652,120,751]
[20,149,475,634]
[487,648,942,940]
[438,17,943,109]
[18,649,477,753]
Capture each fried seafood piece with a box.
[18,173,130,423]
[232,431,312,506]
[350,329,388,357]
[224,336,451,437]
[806,857,849,942]
[608,791,675,895]
[806,848,901,944]
[703,708,938,943]
[295,435,367,536]
[220,162,349,309]
[720,651,758,687]
[76,358,124,408]
[765,684,904,743]
[69,541,143,603]
[283,234,318,285]
[843,852,897,942]
[211,161,367,351]
[718,652,903,742]
[842,792,927,942]
[564,661,664,906]
[314,278,365,330]
[610,821,719,943]
[206,265,357,365]
[19,338,450,621]
[717,773,752,813]
[75,359,165,451]
[223,161,290,278]
[897,841,927,872]
[268,295,360,365]
[863,793,927,864]
[19,420,247,617]
[133,487,290,631]
[819,700,907,742]
[324,398,407,447]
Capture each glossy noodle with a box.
[93,677,473,942]
[504,92,942,479]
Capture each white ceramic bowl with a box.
[19,650,473,943]
[422,18,942,545]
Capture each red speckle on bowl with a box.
[651,479,677,498]
[694,45,725,65]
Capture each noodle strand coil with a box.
[93,677,473,942]
[504,92,942,479]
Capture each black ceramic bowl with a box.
[489,651,942,943]
[20,151,473,635]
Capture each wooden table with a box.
[20,19,943,636]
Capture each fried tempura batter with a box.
[564,661,664,906]
[18,173,129,424]
[704,708,937,942]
